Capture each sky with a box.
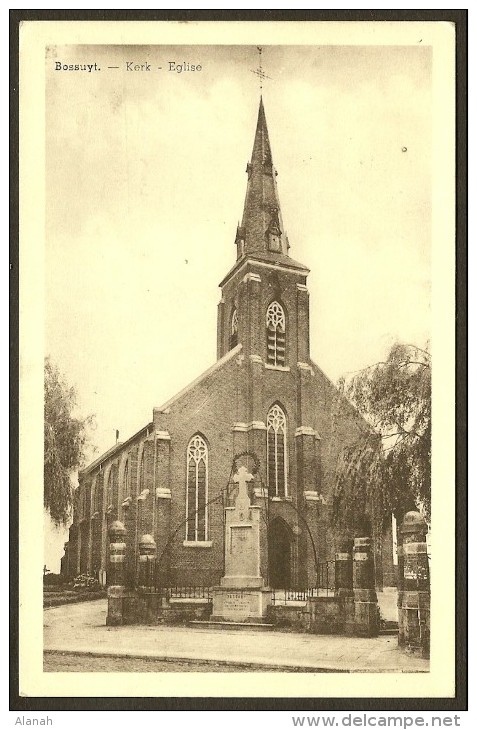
[44,43,432,569]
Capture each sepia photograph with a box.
[17,18,460,703]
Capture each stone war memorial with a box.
[61,95,431,657]
[210,465,272,624]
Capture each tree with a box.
[44,358,94,526]
[331,343,431,536]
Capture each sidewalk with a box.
[44,599,428,673]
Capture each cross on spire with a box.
[250,46,272,92]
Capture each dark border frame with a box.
[10,7,467,712]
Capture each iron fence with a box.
[271,560,336,604]
[164,585,212,601]
[317,559,335,592]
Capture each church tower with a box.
[216,98,322,588]
[217,97,311,366]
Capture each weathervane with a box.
[250,46,272,92]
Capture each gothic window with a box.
[266,301,286,366]
[106,469,113,508]
[138,450,145,492]
[230,308,238,350]
[96,479,104,515]
[122,460,129,499]
[90,481,96,515]
[186,434,208,542]
[267,404,288,498]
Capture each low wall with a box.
[268,603,311,631]
[308,596,348,635]
[119,591,213,625]
[111,589,375,636]
[268,596,357,635]
[107,590,378,636]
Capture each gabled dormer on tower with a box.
[217,98,311,367]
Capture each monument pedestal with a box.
[211,466,271,623]
[211,586,272,623]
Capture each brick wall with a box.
[64,260,395,588]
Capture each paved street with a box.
[44,599,428,673]
[44,652,316,672]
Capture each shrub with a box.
[72,573,100,591]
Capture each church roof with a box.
[79,423,153,477]
[155,343,243,413]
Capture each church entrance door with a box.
[268,518,292,588]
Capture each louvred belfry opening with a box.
[266,301,286,366]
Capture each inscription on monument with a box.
[223,592,250,615]
[230,524,252,553]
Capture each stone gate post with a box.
[106,520,127,626]
[336,538,355,635]
[335,538,354,595]
[398,511,430,658]
[137,534,157,591]
[352,536,379,637]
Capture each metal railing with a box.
[164,585,212,601]
[271,560,336,604]
[272,589,308,604]
[317,560,335,592]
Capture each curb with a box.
[43,648,428,673]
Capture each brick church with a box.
[61,98,395,590]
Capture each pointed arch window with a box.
[106,469,113,509]
[90,480,96,516]
[267,404,288,498]
[186,435,208,542]
[123,460,129,496]
[138,450,145,492]
[266,301,286,366]
[230,308,238,350]
[96,479,104,515]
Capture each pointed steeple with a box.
[251,96,273,169]
[236,98,290,261]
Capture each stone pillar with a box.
[137,534,157,590]
[106,520,127,626]
[352,536,379,637]
[336,538,355,635]
[336,539,354,596]
[398,511,430,658]
[304,493,321,588]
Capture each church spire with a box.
[235,97,289,261]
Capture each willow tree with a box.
[44,358,94,526]
[331,343,431,538]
